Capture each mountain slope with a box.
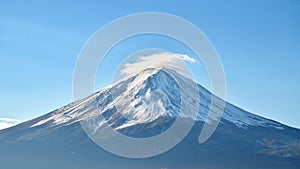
[0,68,299,169]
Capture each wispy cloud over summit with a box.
[120,52,196,78]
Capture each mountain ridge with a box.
[0,68,288,134]
[0,68,299,169]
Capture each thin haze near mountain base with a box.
[0,118,20,130]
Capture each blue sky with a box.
[0,0,299,128]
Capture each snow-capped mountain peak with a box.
[28,68,284,132]
[1,68,298,169]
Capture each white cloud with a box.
[175,54,196,63]
[0,118,20,130]
[120,52,196,78]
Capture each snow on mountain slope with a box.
[0,68,298,169]
[27,68,284,133]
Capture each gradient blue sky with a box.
[0,0,299,128]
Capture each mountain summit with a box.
[0,68,299,169]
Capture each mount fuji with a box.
[0,68,299,169]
